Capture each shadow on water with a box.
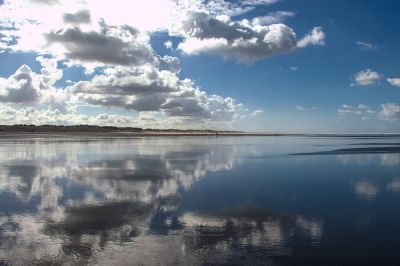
[291,146,400,156]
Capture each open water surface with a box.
[0,136,400,265]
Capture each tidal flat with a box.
[0,135,400,265]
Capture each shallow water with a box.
[0,136,400,265]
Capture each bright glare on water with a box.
[0,136,400,265]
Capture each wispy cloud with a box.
[338,104,376,119]
[356,41,378,50]
[252,11,295,25]
[250,109,263,116]
[296,105,319,111]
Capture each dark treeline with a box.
[0,124,241,133]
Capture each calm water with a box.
[0,136,400,265]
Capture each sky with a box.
[0,0,399,133]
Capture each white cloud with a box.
[175,0,279,17]
[338,104,376,117]
[2,0,278,37]
[176,12,325,64]
[62,9,91,25]
[387,78,400,88]
[1,1,324,66]
[296,105,319,111]
[357,104,369,109]
[252,11,295,25]
[379,103,400,121]
[356,41,377,50]
[36,56,63,88]
[290,66,298,71]
[0,0,322,128]
[0,56,73,113]
[0,18,254,128]
[0,64,40,103]
[250,109,263,116]
[352,69,381,86]
[68,62,246,121]
[0,105,17,121]
[45,22,157,68]
[0,41,8,52]
[296,27,325,48]
[159,55,181,73]
[164,40,173,50]
[69,64,179,111]
[28,0,60,5]
[0,104,137,127]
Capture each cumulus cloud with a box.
[63,10,91,25]
[0,105,17,121]
[159,55,181,73]
[0,104,137,127]
[0,56,73,113]
[26,17,250,123]
[162,86,240,120]
[0,11,254,127]
[176,12,325,64]
[45,23,157,68]
[296,27,325,48]
[43,20,184,74]
[36,56,63,88]
[70,65,178,111]
[0,0,317,128]
[387,78,400,88]
[1,1,324,67]
[69,64,244,121]
[0,65,40,103]
[352,69,381,86]
[379,103,400,121]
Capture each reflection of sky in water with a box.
[0,136,399,265]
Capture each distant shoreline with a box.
[0,125,399,137]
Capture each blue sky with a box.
[0,0,399,133]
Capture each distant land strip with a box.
[0,125,400,137]
[291,146,400,156]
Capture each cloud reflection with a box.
[354,180,379,199]
[0,137,329,265]
[0,137,244,264]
